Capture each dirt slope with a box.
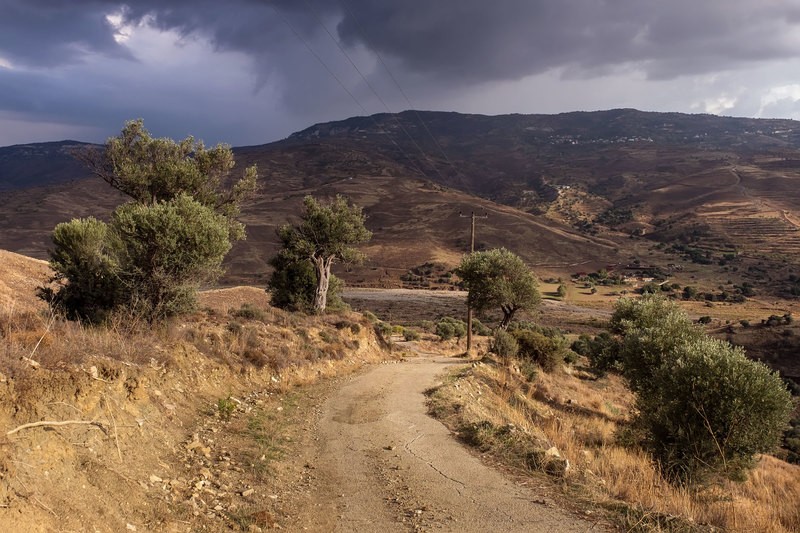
[0,249,50,313]
[284,348,598,532]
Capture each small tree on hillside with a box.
[272,195,371,313]
[456,248,541,329]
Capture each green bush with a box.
[419,320,435,332]
[42,217,123,322]
[612,295,793,482]
[46,195,232,322]
[637,336,793,482]
[490,330,519,359]
[231,303,267,321]
[563,350,579,365]
[403,329,421,341]
[512,330,562,373]
[572,332,621,374]
[611,295,704,393]
[471,318,491,336]
[375,321,392,340]
[112,195,232,319]
[436,317,467,341]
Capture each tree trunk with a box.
[313,256,333,314]
[499,305,516,330]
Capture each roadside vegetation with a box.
[429,293,799,532]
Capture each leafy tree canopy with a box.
[274,195,371,313]
[456,248,541,329]
[45,120,254,322]
[80,118,257,239]
[610,294,793,483]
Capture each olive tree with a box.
[44,120,256,322]
[611,294,793,482]
[79,118,257,239]
[42,217,123,322]
[455,248,541,329]
[111,194,232,319]
[272,195,371,313]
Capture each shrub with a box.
[436,317,467,341]
[231,303,267,321]
[471,318,491,336]
[42,217,123,323]
[490,330,519,359]
[217,396,237,421]
[374,321,392,340]
[46,195,232,322]
[637,336,793,482]
[111,195,232,320]
[612,294,793,482]
[419,320,435,333]
[698,315,712,325]
[512,330,562,373]
[403,329,421,341]
[573,332,621,374]
[556,284,567,298]
[611,295,704,393]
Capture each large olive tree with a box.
[45,120,256,322]
[456,248,541,329]
[271,195,371,313]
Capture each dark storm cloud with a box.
[335,0,800,81]
[2,0,800,145]
[0,0,132,66]
[5,1,799,81]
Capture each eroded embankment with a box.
[0,288,391,532]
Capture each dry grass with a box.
[429,357,800,532]
[0,292,388,410]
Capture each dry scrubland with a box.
[0,282,394,532]
[2,248,799,531]
[428,356,800,532]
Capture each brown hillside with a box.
[0,249,50,313]
[2,109,800,292]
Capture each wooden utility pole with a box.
[459,211,488,354]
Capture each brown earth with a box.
[0,277,604,532]
[282,346,601,532]
[0,250,50,313]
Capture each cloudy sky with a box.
[2,0,800,147]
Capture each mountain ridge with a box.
[2,109,800,293]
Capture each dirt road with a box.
[288,349,598,532]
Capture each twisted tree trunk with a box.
[313,256,333,314]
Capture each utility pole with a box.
[459,210,488,355]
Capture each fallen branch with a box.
[6,420,108,436]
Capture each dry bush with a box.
[429,356,800,532]
[0,307,165,378]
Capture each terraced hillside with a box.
[2,109,800,291]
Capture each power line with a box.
[302,0,449,183]
[272,5,432,181]
[337,0,463,177]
